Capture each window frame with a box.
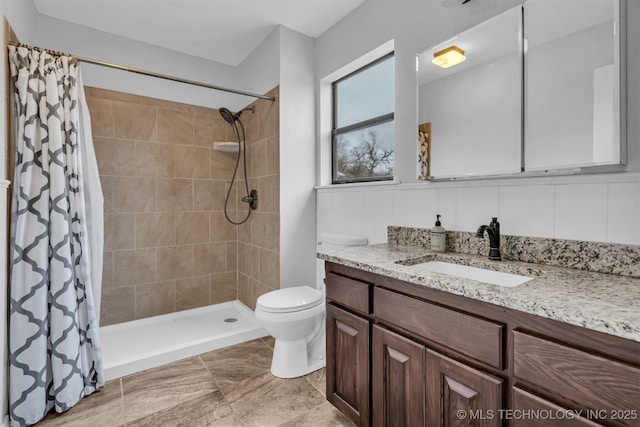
[331,52,395,184]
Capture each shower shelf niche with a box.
[213,141,242,153]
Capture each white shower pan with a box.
[100,300,267,381]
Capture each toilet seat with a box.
[256,286,323,313]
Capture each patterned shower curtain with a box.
[7,45,104,427]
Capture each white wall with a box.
[2,0,270,110]
[316,0,640,247]
[278,26,317,288]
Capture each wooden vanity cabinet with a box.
[325,270,372,427]
[324,262,640,427]
[372,325,425,427]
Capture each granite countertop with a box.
[317,244,640,342]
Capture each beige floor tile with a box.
[224,374,326,427]
[199,339,272,399]
[277,402,355,427]
[38,379,125,427]
[32,339,346,427]
[122,356,217,424]
[126,390,233,427]
[304,367,327,396]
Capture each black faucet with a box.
[476,217,501,261]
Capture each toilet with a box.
[255,231,368,378]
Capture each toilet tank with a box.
[316,231,368,289]
[319,231,369,251]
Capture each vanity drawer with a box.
[325,272,371,315]
[374,288,503,369]
[513,330,640,426]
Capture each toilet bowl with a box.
[255,231,368,378]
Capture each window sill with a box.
[315,179,401,190]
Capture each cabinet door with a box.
[326,303,370,427]
[426,350,503,427]
[513,387,604,427]
[372,325,426,427]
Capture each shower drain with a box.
[224,318,238,323]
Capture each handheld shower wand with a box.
[219,106,255,124]
[218,106,257,225]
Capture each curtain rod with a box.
[8,41,276,101]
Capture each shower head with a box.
[219,107,237,125]
[218,106,255,125]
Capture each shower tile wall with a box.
[86,87,243,326]
[236,87,280,310]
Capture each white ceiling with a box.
[33,0,367,66]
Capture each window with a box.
[332,53,394,183]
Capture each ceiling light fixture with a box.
[432,46,466,68]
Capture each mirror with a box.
[524,0,624,171]
[417,6,523,179]
[416,0,625,180]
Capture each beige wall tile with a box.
[226,241,237,272]
[257,99,278,141]
[250,141,267,178]
[252,281,270,307]
[157,246,195,281]
[101,287,135,326]
[251,213,267,248]
[194,243,227,275]
[158,109,194,145]
[135,141,175,178]
[259,175,277,213]
[194,180,225,211]
[114,248,157,287]
[247,245,260,281]
[266,213,279,252]
[135,281,176,319]
[210,211,237,242]
[238,220,251,245]
[97,86,279,322]
[237,243,248,276]
[104,213,135,250]
[86,96,114,137]
[176,212,210,245]
[102,251,114,288]
[265,137,278,176]
[243,108,259,143]
[101,175,114,214]
[94,138,135,176]
[88,87,178,110]
[210,272,237,304]
[114,101,156,141]
[194,114,222,148]
[176,276,210,311]
[237,273,252,309]
[259,249,278,290]
[135,213,176,248]
[113,176,156,213]
[156,179,194,211]
[210,149,236,179]
[175,146,209,179]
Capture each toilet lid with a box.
[256,286,324,313]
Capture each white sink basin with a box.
[412,261,533,287]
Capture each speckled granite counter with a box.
[317,244,640,342]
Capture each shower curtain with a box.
[7,45,104,427]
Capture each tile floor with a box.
[37,338,354,427]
